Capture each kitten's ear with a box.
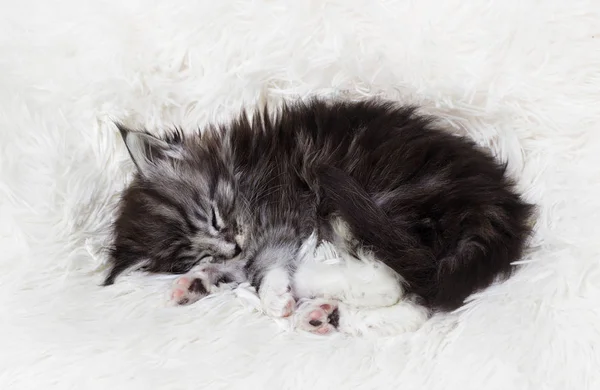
[116,123,182,176]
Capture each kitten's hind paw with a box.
[293,299,339,335]
[169,274,210,306]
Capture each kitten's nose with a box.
[233,244,242,257]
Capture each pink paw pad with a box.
[169,275,209,306]
[316,326,331,335]
[295,300,339,335]
[171,288,185,300]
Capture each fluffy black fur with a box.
[105,97,534,312]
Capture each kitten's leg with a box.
[337,299,429,337]
[293,241,404,309]
[292,240,429,336]
[293,298,429,337]
[247,244,298,318]
[169,260,246,306]
[258,266,296,318]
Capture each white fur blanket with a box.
[1,1,599,389]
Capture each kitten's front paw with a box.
[169,274,210,306]
[261,288,296,318]
[293,299,339,335]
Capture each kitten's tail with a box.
[315,165,435,294]
[316,165,412,251]
[316,164,533,311]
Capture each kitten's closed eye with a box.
[204,204,241,257]
[211,207,221,232]
[210,206,233,236]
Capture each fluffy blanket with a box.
[1,1,599,389]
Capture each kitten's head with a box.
[104,125,243,285]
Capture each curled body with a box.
[104,97,534,336]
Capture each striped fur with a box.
[105,97,533,312]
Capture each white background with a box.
[1,1,599,389]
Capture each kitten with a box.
[104,97,534,336]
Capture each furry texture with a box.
[106,98,533,320]
[1,0,600,389]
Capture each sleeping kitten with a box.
[104,97,534,336]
